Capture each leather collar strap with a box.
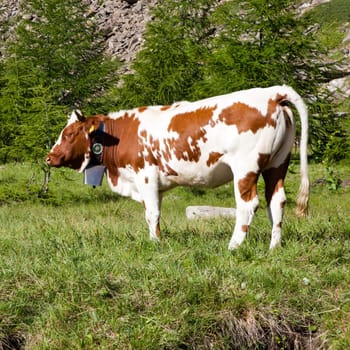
[89,122,105,166]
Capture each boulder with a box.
[186,206,236,220]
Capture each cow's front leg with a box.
[228,171,259,250]
[136,170,162,241]
[143,193,162,241]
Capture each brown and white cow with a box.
[46,85,309,249]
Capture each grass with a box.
[0,162,350,349]
[308,0,350,28]
[306,0,350,63]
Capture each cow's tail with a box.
[281,85,310,217]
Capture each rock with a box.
[186,206,236,220]
[86,0,158,70]
[298,0,331,15]
[0,0,349,93]
[0,0,157,72]
[123,0,139,5]
[302,277,310,286]
[326,76,350,100]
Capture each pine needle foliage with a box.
[196,0,347,162]
[13,0,119,108]
[0,60,62,162]
[116,0,348,162]
[195,0,317,94]
[116,0,218,108]
[0,0,120,162]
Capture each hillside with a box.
[0,2,349,349]
[1,0,349,83]
[312,0,350,99]
[0,0,158,68]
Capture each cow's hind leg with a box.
[228,171,259,250]
[262,158,290,249]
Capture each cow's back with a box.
[104,86,293,190]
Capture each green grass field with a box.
[0,162,349,349]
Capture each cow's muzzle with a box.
[45,153,62,167]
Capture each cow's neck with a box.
[101,117,123,186]
[102,114,144,187]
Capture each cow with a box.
[46,85,309,250]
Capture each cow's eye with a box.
[63,132,74,140]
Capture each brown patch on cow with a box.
[168,106,217,133]
[262,154,291,205]
[143,137,167,173]
[137,127,179,176]
[167,106,217,162]
[106,119,178,177]
[145,177,149,184]
[206,152,224,167]
[103,113,145,176]
[161,103,183,111]
[140,130,147,139]
[143,148,158,167]
[161,144,171,162]
[138,106,147,113]
[257,153,271,171]
[218,97,285,134]
[238,172,258,202]
[242,225,249,233]
[275,94,287,104]
[163,164,178,176]
[276,222,282,228]
[141,134,159,165]
[140,134,159,169]
[107,169,119,187]
[155,222,160,238]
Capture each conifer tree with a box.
[198,0,346,161]
[0,54,63,162]
[116,0,347,161]
[0,0,119,162]
[117,0,218,107]
[12,0,119,109]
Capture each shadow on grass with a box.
[0,330,25,350]
[176,308,325,350]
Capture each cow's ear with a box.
[87,120,99,134]
[68,110,86,124]
[74,110,86,122]
[89,124,96,134]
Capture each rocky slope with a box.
[0,0,158,66]
[87,0,158,65]
[1,0,349,93]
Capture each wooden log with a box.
[186,206,236,219]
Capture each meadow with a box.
[0,161,349,349]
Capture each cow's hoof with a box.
[228,241,240,250]
[269,242,281,250]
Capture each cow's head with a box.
[46,110,101,172]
